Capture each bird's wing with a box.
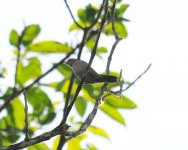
[72,60,99,80]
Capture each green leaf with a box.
[82,89,125,125]
[78,4,97,23]
[97,47,108,54]
[106,95,137,109]
[86,36,96,50]
[7,98,25,129]
[39,112,56,124]
[87,126,110,139]
[100,103,126,125]
[115,4,129,18]
[103,22,128,38]
[86,144,98,150]
[9,29,19,47]
[27,87,56,124]
[17,57,41,85]
[28,143,50,150]
[67,137,81,150]
[22,24,41,46]
[114,22,128,38]
[61,79,78,95]
[27,41,72,53]
[78,9,87,21]
[6,134,20,143]
[53,136,60,150]
[75,97,87,116]
[69,21,85,32]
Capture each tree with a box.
[0,0,151,149]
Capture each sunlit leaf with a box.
[22,24,41,46]
[69,21,85,32]
[86,36,96,50]
[17,57,41,85]
[106,95,137,109]
[67,137,81,150]
[82,89,125,125]
[62,79,78,95]
[9,29,19,47]
[114,22,128,38]
[53,136,60,150]
[7,98,25,129]
[27,41,72,53]
[75,97,87,116]
[87,126,110,139]
[103,22,128,38]
[100,103,126,125]
[87,144,98,150]
[97,47,108,53]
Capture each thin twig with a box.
[13,25,25,92]
[104,64,152,99]
[110,63,152,95]
[64,0,84,29]
[23,90,29,141]
[121,63,152,92]
[111,0,121,39]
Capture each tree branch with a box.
[1,126,69,150]
[23,90,29,141]
[64,0,84,29]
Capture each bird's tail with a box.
[97,75,118,83]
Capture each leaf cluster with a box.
[0,0,136,149]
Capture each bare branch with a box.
[64,0,84,29]
[23,90,29,141]
[109,63,152,95]
[121,63,152,92]
[111,0,121,39]
[1,126,69,150]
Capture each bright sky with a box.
[1,0,188,150]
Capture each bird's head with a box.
[64,58,77,67]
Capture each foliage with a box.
[0,0,136,150]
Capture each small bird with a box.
[65,58,118,84]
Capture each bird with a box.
[64,58,118,84]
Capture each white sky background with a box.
[1,0,188,150]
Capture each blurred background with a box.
[0,0,188,149]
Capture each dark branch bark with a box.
[64,0,84,29]
[23,90,29,141]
